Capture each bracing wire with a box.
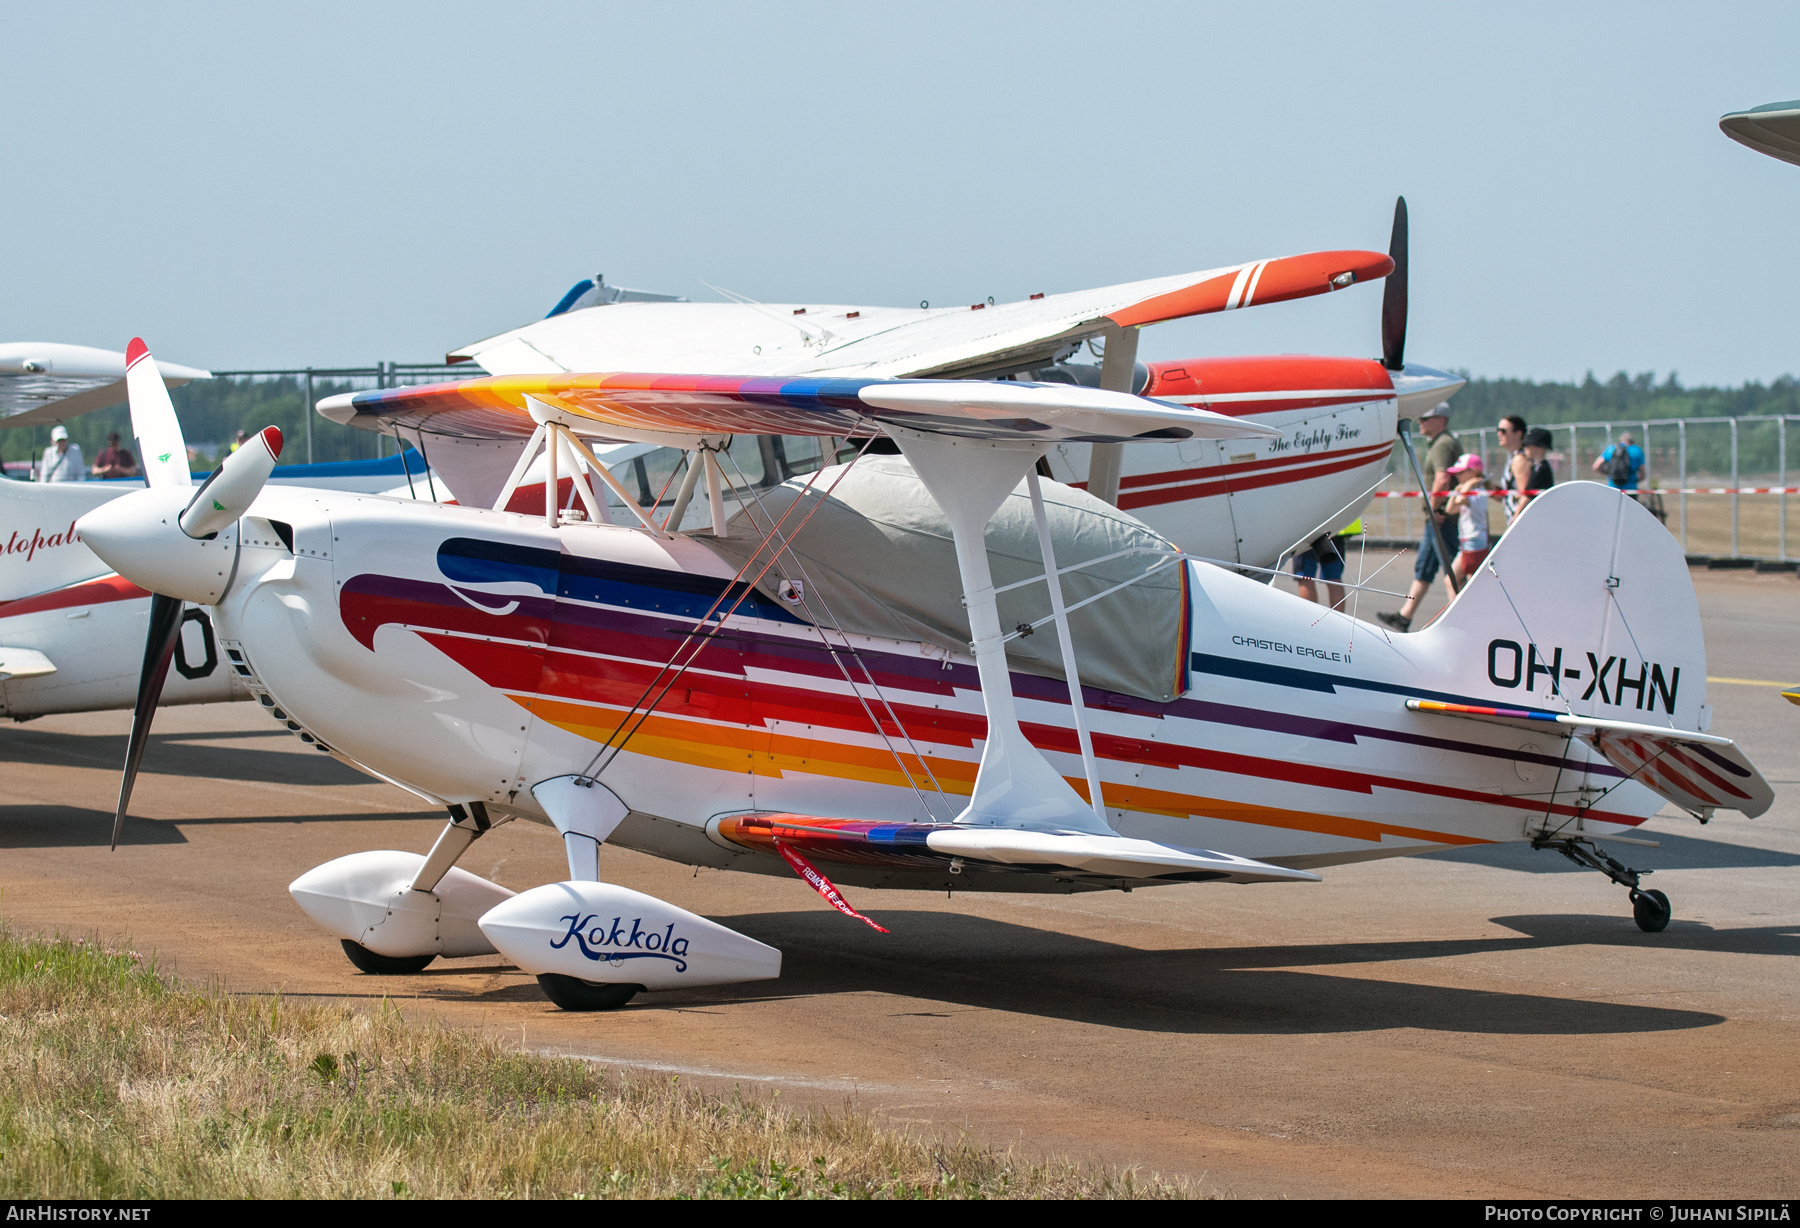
[717,443,953,819]
[575,430,882,783]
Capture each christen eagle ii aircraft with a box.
[80,316,1772,1011]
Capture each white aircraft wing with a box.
[0,343,211,428]
[449,249,1394,381]
[1404,699,1775,819]
[317,370,1282,446]
[711,813,1316,884]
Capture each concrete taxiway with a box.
[3,559,1796,1198]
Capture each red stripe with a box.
[372,584,1647,829]
[0,573,149,619]
[1119,438,1392,492]
[1160,394,1391,418]
[1120,449,1389,511]
[1660,744,1750,801]
[1620,737,1713,802]
[1642,757,1708,804]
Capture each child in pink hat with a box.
[1444,453,1491,582]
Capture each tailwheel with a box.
[1631,888,1672,933]
[340,939,435,974]
[536,974,642,1011]
[1534,835,1672,933]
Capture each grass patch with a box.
[0,927,1197,1198]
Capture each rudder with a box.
[1420,483,1706,731]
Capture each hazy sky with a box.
[7,2,1798,385]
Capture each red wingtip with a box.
[260,425,284,459]
[125,337,149,367]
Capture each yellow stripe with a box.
[1708,676,1798,687]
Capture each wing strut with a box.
[1085,325,1141,507]
[891,427,1112,835]
[1026,469,1105,821]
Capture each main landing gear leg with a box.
[1532,834,1671,933]
[338,802,497,974]
[410,802,495,894]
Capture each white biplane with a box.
[77,306,1774,1010]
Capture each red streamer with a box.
[773,840,889,933]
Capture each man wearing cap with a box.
[1378,403,1459,632]
[39,425,84,483]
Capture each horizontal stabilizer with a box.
[1405,700,1774,818]
[0,647,56,679]
[712,813,1317,885]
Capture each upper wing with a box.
[319,371,1284,445]
[449,250,1393,381]
[1405,700,1775,818]
[0,343,210,429]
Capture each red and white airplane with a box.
[0,344,442,722]
[5,212,1453,723]
[451,201,1461,568]
[76,336,1771,1011]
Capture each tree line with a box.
[6,369,1798,478]
[1443,371,1799,479]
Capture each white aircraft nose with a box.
[76,486,241,606]
[1393,363,1467,420]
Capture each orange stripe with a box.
[521,696,1492,848]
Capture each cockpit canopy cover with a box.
[699,456,1189,702]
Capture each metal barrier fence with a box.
[84,372,1800,563]
[1372,415,1798,560]
[209,363,484,465]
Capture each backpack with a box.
[1607,445,1634,486]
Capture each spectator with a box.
[1496,415,1533,523]
[1293,532,1347,611]
[229,429,248,454]
[1377,403,1460,632]
[91,431,140,480]
[1443,454,1492,582]
[40,425,83,482]
[1593,431,1645,491]
[1514,428,1556,517]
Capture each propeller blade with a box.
[179,426,282,539]
[124,338,193,489]
[1380,196,1408,371]
[112,592,185,850]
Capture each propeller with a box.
[106,337,282,848]
[1380,196,1408,371]
[114,593,185,849]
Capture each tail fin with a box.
[1415,482,1772,818]
[1424,482,1703,726]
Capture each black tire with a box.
[1632,888,1672,933]
[536,974,642,1011]
[340,939,435,974]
